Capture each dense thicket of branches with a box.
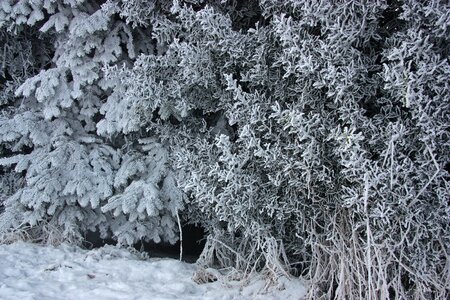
[1,1,449,299]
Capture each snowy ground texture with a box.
[0,242,306,300]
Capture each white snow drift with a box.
[0,242,306,300]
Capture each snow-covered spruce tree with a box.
[108,0,449,298]
[0,0,183,246]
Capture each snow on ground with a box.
[0,242,306,300]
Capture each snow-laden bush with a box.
[109,1,449,298]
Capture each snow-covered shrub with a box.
[110,1,448,298]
